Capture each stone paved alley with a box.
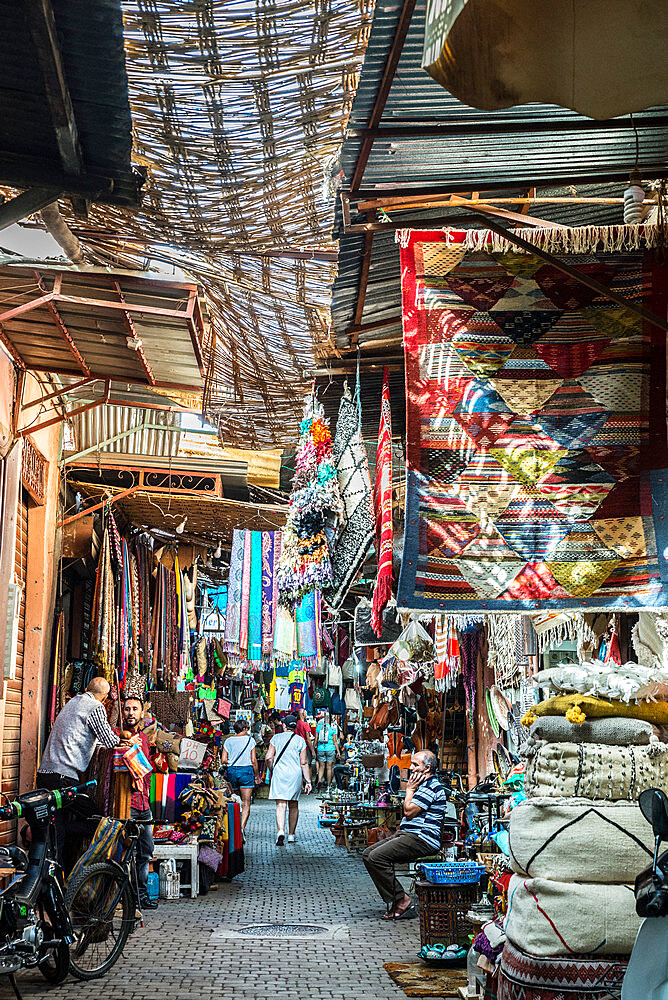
[3,798,420,1000]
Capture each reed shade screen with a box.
[62,0,373,447]
[74,484,288,543]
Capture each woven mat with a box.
[397,234,668,612]
[383,961,467,997]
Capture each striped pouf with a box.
[498,941,628,999]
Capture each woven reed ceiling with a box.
[75,484,288,543]
[68,0,372,449]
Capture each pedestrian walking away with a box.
[221,718,261,833]
[265,714,312,845]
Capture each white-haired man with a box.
[37,677,126,863]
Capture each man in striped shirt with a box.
[37,677,125,864]
[362,750,447,919]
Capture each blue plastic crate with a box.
[420,862,484,885]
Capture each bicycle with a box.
[64,813,152,980]
[0,780,96,999]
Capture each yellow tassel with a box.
[521,709,537,727]
[566,705,586,725]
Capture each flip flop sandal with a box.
[394,904,417,920]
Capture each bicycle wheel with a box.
[65,861,134,980]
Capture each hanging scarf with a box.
[326,382,375,608]
[261,531,275,659]
[434,617,449,692]
[91,523,115,683]
[296,589,320,669]
[239,531,252,657]
[273,604,297,664]
[248,531,263,665]
[224,528,244,655]
[371,367,393,636]
[460,625,481,724]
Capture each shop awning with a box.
[0,265,206,394]
[422,0,668,120]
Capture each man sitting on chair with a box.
[362,749,447,920]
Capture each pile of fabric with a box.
[498,690,668,997]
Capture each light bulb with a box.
[624,169,645,223]
[175,517,187,534]
[214,540,222,558]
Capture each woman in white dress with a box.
[266,715,312,845]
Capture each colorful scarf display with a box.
[276,396,343,608]
[295,590,321,669]
[326,383,375,609]
[224,529,244,653]
[247,531,263,665]
[91,522,116,683]
[371,367,394,635]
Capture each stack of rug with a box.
[498,697,668,998]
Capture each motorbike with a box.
[621,786,668,1000]
[0,780,96,998]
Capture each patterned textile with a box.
[499,941,627,1000]
[326,385,375,609]
[372,367,394,632]
[223,529,244,653]
[398,232,668,610]
[239,530,252,655]
[261,532,276,658]
[248,532,263,665]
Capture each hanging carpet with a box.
[397,229,668,611]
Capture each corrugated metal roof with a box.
[339,0,668,196]
[0,0,142,205]
[68,404,181,460]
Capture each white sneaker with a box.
[287,834,296,843]
[276,831,285,846]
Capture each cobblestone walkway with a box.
[4,797,421,1000]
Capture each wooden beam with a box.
[358,194,627,211]
[34,271,91,376]
[58,484,141,529]
[345,315,403,336]
[19,381,110,437]
[25,0,83,178]
[349,0,417,191]
[449,200,563,229]
[0,188,63,231]
[343,212,480,234]
[112,280,156,386]
[467,211,668,335]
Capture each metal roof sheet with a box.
[0,0,142,206]
[340,0,668,196]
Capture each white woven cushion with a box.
[525,742,668,800]
[509,797,654,883]
[505,876,640,957]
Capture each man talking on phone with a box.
[362,750,447,919]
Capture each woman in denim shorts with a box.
[221,720,259,833]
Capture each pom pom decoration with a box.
[276,396,343,608]
[521,709,537,728]
[566,704,587,725]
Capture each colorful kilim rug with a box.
[398,231,668,610]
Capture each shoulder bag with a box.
[270,732,297,770]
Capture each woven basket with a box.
[416,879,481,947]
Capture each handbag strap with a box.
[228,736,253,769]
[272,732,296,769]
